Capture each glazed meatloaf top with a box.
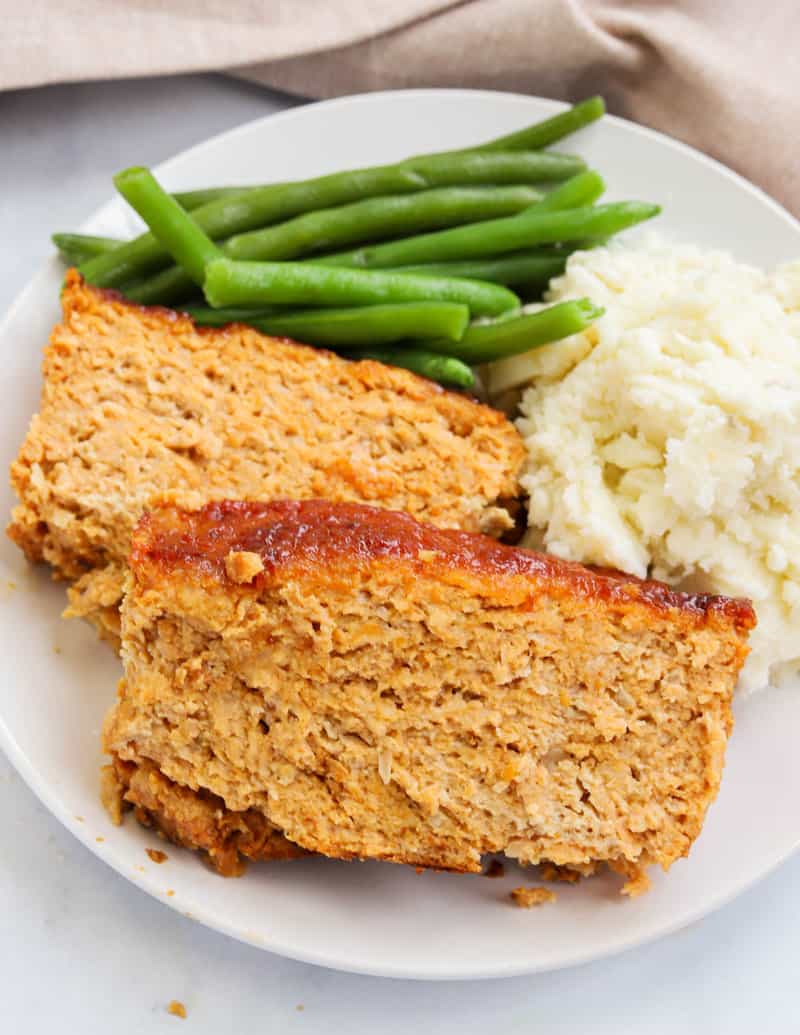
[134,498,756,632]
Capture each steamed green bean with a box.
[319,200,659,270]
[203,258,519,317]
[345,348,475,388]
[225,185,544,262]
[186,301,470,345]
[52,233,121,266]
[113,167,221,285]
[393,247,574,287]
[416,299,604,364]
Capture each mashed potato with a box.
[494,238,800,692]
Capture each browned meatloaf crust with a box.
[102,756,306,875]
[7,272,524,639]
[103,499,754,884]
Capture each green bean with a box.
[258,302,470,345]
[416,299,603,364]
[225,185,544,262]
[52,233,121,266]
[173,186,252,210]
[80,151,584,289]
[53,194,242,266]
[185,301,470,345]
[318,169,603,269]
[180,304,282,325]
[53,192,245,264]
[203,258,519,317]
[128,248,576,308]
[473,97,606,153]
[113,167,221,285]
[319,200,658,270]
[532,169,605,212]
[122,265,200,305]
[344,348,475,389]
[394,247,574,287]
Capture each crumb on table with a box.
[146,847,168,864]
[511,886,557,909]
[167,1000,187,1019]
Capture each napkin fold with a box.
[4,0,799,215]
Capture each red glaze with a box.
[132,499,756,632]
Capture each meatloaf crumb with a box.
[511,887,557,908]
[103,500,754,883]
[224,550,264,584]
[8,272,523,638]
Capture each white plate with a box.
[1,90,799,981]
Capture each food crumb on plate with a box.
[296,1005,305,1012]
[511,886,557,909]
[146,847,168,864]
[167,1000,187,1019]
[166,889,175,897]
[95,836,104,843]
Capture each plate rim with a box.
[1,87,799,981]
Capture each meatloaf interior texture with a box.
[103,499,754,887]
[8,273,524,640]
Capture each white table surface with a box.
[1,74,798,1034]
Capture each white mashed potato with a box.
[490,238,800,692]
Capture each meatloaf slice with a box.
[8,272,523,639]
[103,499,754,884]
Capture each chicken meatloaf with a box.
[8,273,524,641]
[103,499,754,886]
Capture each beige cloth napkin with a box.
[4,0,799,216]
